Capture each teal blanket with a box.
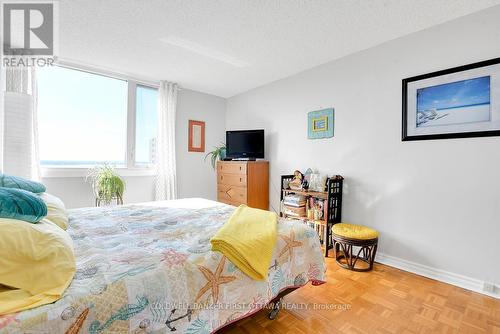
[0,187,47,223]
[0,174,46,193]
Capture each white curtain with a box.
[2,66,41,180]
[155,81,178,200]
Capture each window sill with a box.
[41,167,156,178]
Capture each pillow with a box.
[38,192,69,230]
[0,218,76,315]
[0,174,46,193]
[0,187,47,223]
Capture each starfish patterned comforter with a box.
[0,198,326,334]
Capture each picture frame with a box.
[188,120,205,152]
[402,57,500,141]
[308,108,334,139]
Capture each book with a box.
[283,194,306,207]
[283,205,306,217]
[283,200,306,207]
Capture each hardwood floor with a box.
[219,255,500,333]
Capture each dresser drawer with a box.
[217,173,247,186]
[218,184,247,203]
[217,162,247,175]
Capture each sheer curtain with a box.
[2,66,40,180]
[155,81,178,200]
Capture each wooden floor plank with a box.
[218,255,500,333]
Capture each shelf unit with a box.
[280,174,344,257]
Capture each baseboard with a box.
[376,252,499,299]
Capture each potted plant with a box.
[86,164,126,206]
[204,143,226,169]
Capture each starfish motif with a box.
[195,256,236,303]
[279,230,303,259]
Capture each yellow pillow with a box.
[0,218,76,315]
[38,192,69,230]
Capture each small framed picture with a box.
[308,108,334,139]
[402,57,500,141]
[188,120,205,152]
[312,116,328,132]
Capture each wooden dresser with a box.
[217,160,269,210]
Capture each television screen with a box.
[226,130,264,159]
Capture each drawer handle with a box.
[239,166,242,170]
[239,178,242,182]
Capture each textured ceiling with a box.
[58,0,500,97]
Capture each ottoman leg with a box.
[369,243,378,270]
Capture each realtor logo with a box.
[2,2,54,55]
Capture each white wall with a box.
[176,89,226,200]
[226,8,500,293]
[43,175,156,208]
[43,88,225,208]
[0,69,4,171]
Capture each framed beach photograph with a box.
[402,57,500,141]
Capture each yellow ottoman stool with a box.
[332,223,379,272]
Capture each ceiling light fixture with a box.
[159,36,249,68]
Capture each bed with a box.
[0,198,326,333]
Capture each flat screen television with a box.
[226,130,264,160]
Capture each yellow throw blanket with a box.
[211,205,277,280]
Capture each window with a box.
[38,66,128,166]
[135,85,158,166]
[37,65,158,172]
